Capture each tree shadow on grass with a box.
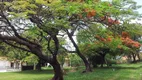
[110,66,142,70]
[97,65,142,70]
[13,68,71,75]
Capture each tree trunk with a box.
[137,53,140,61]
[132,53,136,62]
[67,31,92,72]
[36,60,41,71]
[47,35,63,80]
[83,59,92,73]
[100,54,105,67]
[100,57,104,67]
[50,58,63,80]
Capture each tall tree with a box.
[62,0,141,71]
[0,0,64,80]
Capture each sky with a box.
[129,0,142,23]
[102,0,142,14]
[102,0,142,23]
[135,0,142,14]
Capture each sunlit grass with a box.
[0,70,53,80]
[0,62,142,80]
[65,62,142,80]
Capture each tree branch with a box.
[44,36,54,54]
[4,40,31,52]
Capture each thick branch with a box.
[0,35,52,62]
[66,29,92,72]
[4,40,31,52]
[0,34,32,47]
[52,35,59,56]
[46,36,54,54]
[61,46,76,53]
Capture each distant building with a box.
[0,57,26,72]
[0,57,11,69]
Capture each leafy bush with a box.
[69,54,84,67]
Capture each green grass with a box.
[0,62,142,80]
[65,62,142,80]
[0,70,53,80]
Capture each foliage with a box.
[0,42,39,64]
[57,48,68,66]
[69,54,83,67]
[78,28,126,56]
[23,54,39,65]
[77,23,142,66]
[121,31,141,51]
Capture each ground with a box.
[0,62,142,80]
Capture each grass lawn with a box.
[0,62,142,80]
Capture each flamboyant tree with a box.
[61,0,135,71]
[77,27,141,66]
[74,0,142,65]
[121,31,141,62]
[77,28,124,67]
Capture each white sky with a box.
[102,0,142,23]
[135,0,142,14]
[102,0,142,14]
[129,0,142,24]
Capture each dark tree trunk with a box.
[48,35,63,80]
[100,54,106,67]
[67,31,92,72]
[83,59,92,73]
[36,59,41,71]
[132,53,136,62]
[100,57,104,67]
[50,57,63,80]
